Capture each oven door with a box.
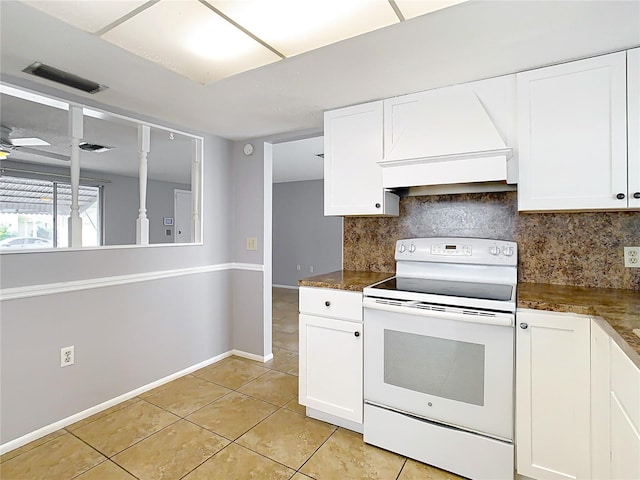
[363,299,514,441]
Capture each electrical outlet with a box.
[296,265,301,271]
[246,237,258,251]
[60,346,74,367]
[309,266,314,273]
[624,247,640,268]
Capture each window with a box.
[0,176,102,249]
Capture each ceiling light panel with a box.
[208,0,399,57]
[394,0,467,20]
[102,0,280,84]
[22,0,149,34]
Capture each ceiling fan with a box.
[0,125,69,162]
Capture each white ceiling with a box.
[1,0,639,144]
[272,136,324,183]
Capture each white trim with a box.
[0,347,274,455]
[272,284,299,290]
[0,263,264,301]
[231,349,274,363]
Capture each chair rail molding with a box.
[0,262,264,301]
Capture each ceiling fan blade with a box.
[15,146,69,162]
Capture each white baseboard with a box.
[0,348,272,455]
[272,284,299,290]
[231,349,274,363]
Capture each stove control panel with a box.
[395,238,518,266]
[431,243,472,256]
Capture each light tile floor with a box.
[0,287,465,480]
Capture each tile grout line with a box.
[395,458,409,480]
[294,424,340,477]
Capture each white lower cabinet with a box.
[516,309,591,480]
[298,287,363,427]
[592,320,640,480]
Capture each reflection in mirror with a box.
[147,127,194,244]
[0,83,203,250]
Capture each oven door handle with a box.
[363,298,514,327]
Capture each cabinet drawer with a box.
[611,341,640,432]
[299,287,362,322]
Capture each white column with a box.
[191,137,202,243]
[68,105,83,247]
[136,125,150,245]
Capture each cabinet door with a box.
[610,341,640,480]
[591,320,612,480]
[516,310,591,480]
[299,314,363,423]
[628,48,640,208]
[517,52,628,211]
[324,101,398,216]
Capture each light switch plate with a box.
[246,237,258,251]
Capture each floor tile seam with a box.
[62,429,112,470]
[95,413,183,460]
[230,401,289,441]
[180,389,238,419]
[67,458,142,480]
[141,385,235,419]
[273,345,300,354]
[294,422,340,476]
[227,437,301,473]
[233,388,298,409]
[185,372,248,392]
[394,457,409,480]
[179,416,238,444]
[0,430,68,465]
[64,396,146,434]
[168,433,230,480]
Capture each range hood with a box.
[378,81,515,189]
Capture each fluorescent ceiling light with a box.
[210,0,399,57]
[102,0,280,84]
[10,137,51,147]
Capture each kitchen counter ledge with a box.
[298,270,393,292]
[518,282,640,366]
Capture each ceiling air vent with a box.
[79,142,112,153]
[23,62,108,94]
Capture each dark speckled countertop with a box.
[299,270,393,292]
[299,271,640,366]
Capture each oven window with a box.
[383,330,485,406]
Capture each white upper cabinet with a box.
[324,101,399,216]
[517,51,633,211]
[628,48,640,209]
[381,75,517,188]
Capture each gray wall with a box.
[0,89,236,444]
[272,180,342,287]
[231,141,271,358]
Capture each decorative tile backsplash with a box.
[343,192,640,290]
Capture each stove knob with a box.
[503,246,514,256]
[489,246,500,256]
[409,244,416,253]
[398,244,406,253]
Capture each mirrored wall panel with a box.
[0,83,203,251]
